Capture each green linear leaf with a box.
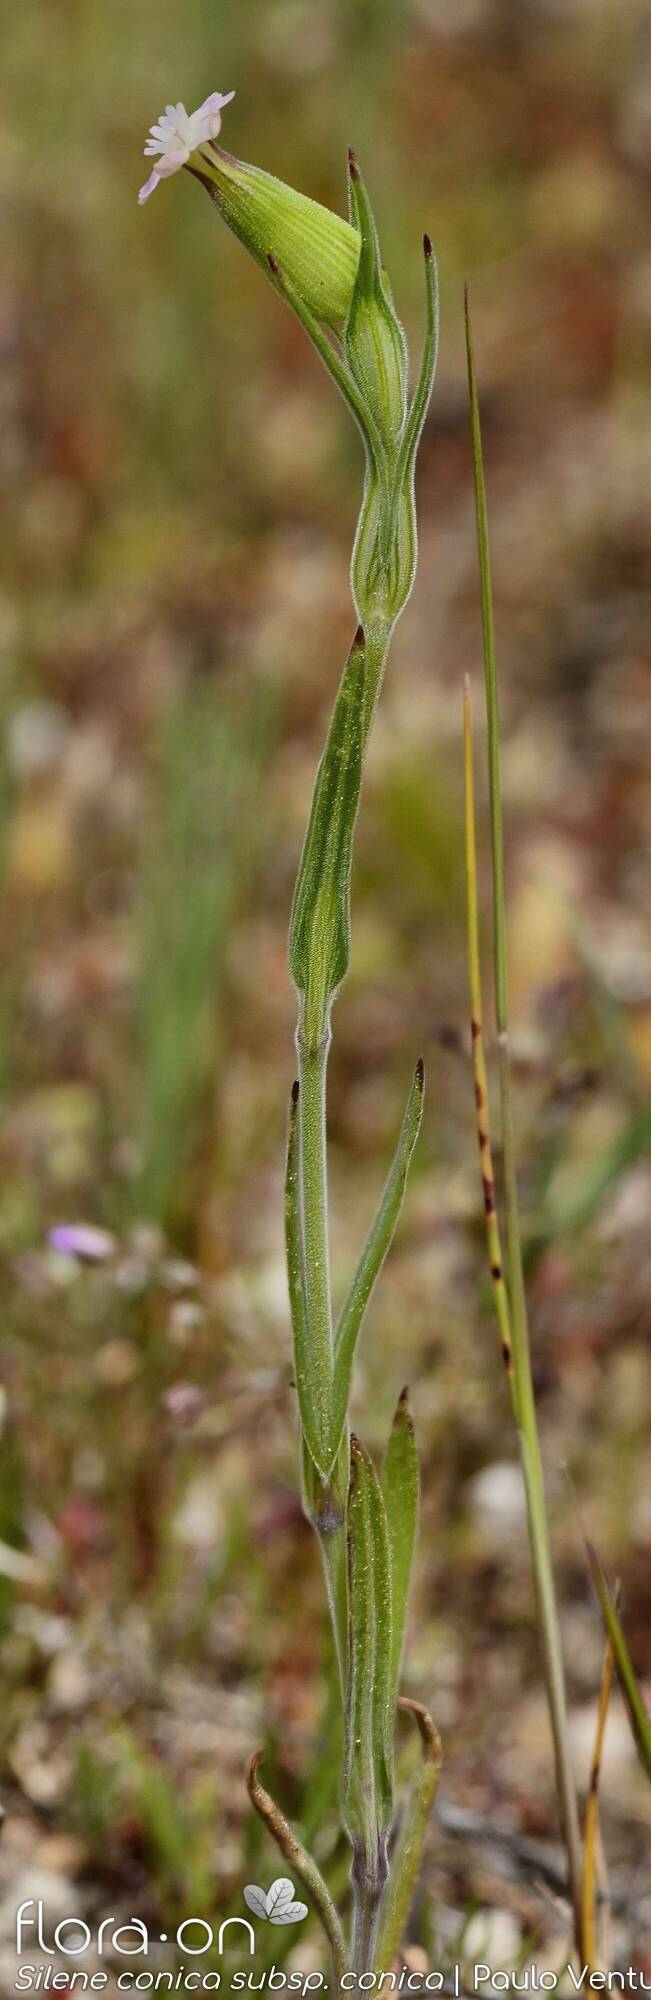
[587,1543,651,1783]
[345,152,407,445]
[393,234,439,501]
[382,1389,420,1709]
[344,1437,394,1862]
[366,1442,395,1827]
[329,1061,424,1470]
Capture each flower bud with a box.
[198,149,360,330]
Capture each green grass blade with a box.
[330,1060,424,1467]
[587,1545,651,1783]
[465,288,585,1954]
[582,1608,616,1969]
[382,1389,419,1710]
[463,677,514,1391]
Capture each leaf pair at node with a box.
[285,1057,424,1483]
[343,1398,419,1873]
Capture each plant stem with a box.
[248,1753,350,1992]
[297,1024,334,1384]
[351,1841,389,1976]
[302,1434,350,1695]
[360,620,391,738]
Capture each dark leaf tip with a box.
[415,1056,425,1089]
[353,622,365,649]
[291,1079,299,1105]
[396,1385,415,1432]
[423,232,432,258]
[348,148,360,180]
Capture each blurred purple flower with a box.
[49,1224,116,1262]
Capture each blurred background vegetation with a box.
[0,0,650,1984]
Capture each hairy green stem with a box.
[297,1026,334,1376]
[359,620,391,738]
[302,1434,349,1694]
[351,1841,389,1976]
[248,1753,350,1993]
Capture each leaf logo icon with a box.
[243,1878,308,1924]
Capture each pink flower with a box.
[138,91,235,205]
[49,1223,115,1262]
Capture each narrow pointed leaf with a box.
[289,626,367,1051]
[285,1081,332,1478]
[394,234,439,498]
[344,1437,394,1865]
[379,235,438,621]
[343,1439,376,1858]
[345,152,407,444]
[382,1388,420,1707]
[375,1698,442,1971]
[587,1544,651,1782]
[330,1061,424,1468]
[366,1442,395,1827]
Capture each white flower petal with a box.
[138,169,161,204]
[139,88,234,204]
